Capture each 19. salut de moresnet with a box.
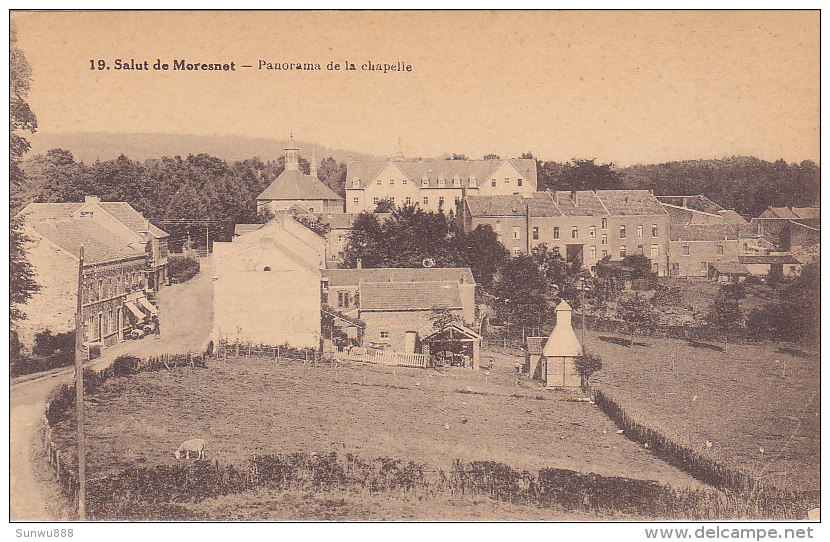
[107,59,412,73]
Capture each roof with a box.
[739,255,802,265]
[31,220,146,264]
[234,223,265,236]
[717,209,750,226]
[465,190,667,218]
[257,169,343,201]
[655,195,725,215]
[322,267,475,287]
[99,202,169,238]
[670,224,738,242]
[759,207,800,219]
[526,336,547,355]
[359,281,462,311]
[710,262,750,275]
[792,207,820,220]
[346,158,538,190]
[18,200,169,238]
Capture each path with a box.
[10,259,214,521]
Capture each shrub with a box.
[573,351,602,390]
[168,256,200,284]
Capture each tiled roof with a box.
[359,281,462,311]
[323,267,475,287]
[739,254,802,265]
[465,193,560,217]
[710,262,750,275]
[234,223,265,236]
[717,209,749,226]
[596,190,667,216]
[792,207,820,220]
[18,202,84,220]
[465,190,667,218]
[655,195,725,215]
[257,169,343,201]
[31,220,146,264]
[762,207,800,219]
[670,224,739,241]
[346,158,537,190]
[99,202,169,238]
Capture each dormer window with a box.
[389,179,394,186]
[469,177,477,188]
[438,177,446,187]
[352,178,360,188]
[453,176,461,187]
[402,179,407,185]
[421,175,429,187]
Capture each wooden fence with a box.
[365,350,430,368]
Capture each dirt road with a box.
[10,260,214,521]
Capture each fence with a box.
[365,350,430,368]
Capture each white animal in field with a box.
[174,439,206,460]
[705,440,713,449]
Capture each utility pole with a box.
[580,273,586,349]
[205,224,209,256]
[74,245,87,520]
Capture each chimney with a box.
[571,190,578,207]
[356,258,362,269]
[85,195,100,204]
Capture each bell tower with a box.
[284,131,299,171]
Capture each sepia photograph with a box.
[8,9,820,526]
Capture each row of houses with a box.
[15,196,169,349]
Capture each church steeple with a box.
[284,131,299,171]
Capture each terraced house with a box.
[345,156,537,213]
[16,196,166,350]
[458,190,671,275]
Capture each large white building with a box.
[345,157,537,213]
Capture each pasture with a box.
[586,331,820,492]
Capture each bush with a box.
[168,256,200,284]
[10,329,76,378]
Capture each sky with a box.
[12,10,819,165]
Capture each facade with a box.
[668,224,741,278]
[320,267,477,352]
[738,254,803,279]
[212,216,325,348]
[256,143,344,215]
[19,195,170,291]
[16,214,153,350]
[459,190,671,275]
[345,157,537,214]
[751,206,820,251]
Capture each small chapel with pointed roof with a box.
[256,137,344,215]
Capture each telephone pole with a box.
[74,245,87,520]
[580,272,586,349]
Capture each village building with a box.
[212,215,325,348]
[738,254,803,279]
[15,207,155,351]
[708,262,750,285]
[19,195,170,290]
[458,190,671,275]
[751,206,820,252]
[320,266,480,366]
[344,156,537,214]
[256,142,344,215]
[538,301,582,388]
[668,223,741,278]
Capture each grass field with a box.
[585,331,820,492]
[49,353,709,519]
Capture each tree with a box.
[621,254,655,279]
[429,306,462,331]
[573,351,603,391]
[519,152,535,159]
[493,255,550,332]
[449,153,469,160]
[316,156,347,197]
[616,293,656,347]
[294,214,330,237]
[557,158,623,191]
[452,224,508,289]
[10,22,40,329]
[706,297,743,339]
[374,198,395,213]
[483,154,500,160]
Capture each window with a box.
[532,227,539,240]
[619,225,626,239]
[469,178,477,188]
[263,266,271,272]
[438,178,445,187]
[422,178,429,187]
[405,196,412,205]
[423,197,429,205]
[589,225,596,239]
[717,245,724,255]
[352,178,360,188]
[590,245,597,258]
[454,197,461,205]
[308,207,314,213]
[553,227,560,239]
[700,262,707,272]
[682,245,690,255]
[373,197,379,205]
[553,246,561,256]
[344,292,351,308]
[518,178,523,187]
[402,179,407,185]
[380,331,389,339]
[743,242,748,252]
[601,234,607,245]
[389,197,395,205]
[338,235,345,244]
[652,224,658,237]
[504,177,510,185]
[620,245,626,258]
[389,179,394,186]
[353,198,359,207]
[653,263,659,274]
[494,221,502,232]
[637,225,643,238]
[376,180,382,186]
[491,179,497,187]
[453,177,461,187]
[438,196,445,208]
[512,247,522,256]
[513,227,520,240]
[571,226,579,239]
[672,262,680,275]
[650,244,659,258]
[601,218,607,229]
[602,249,608,258]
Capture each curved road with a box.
[10,261,213,521]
